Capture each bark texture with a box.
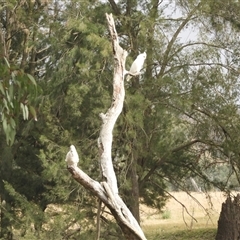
[67,13,147,240]
[215,194,240,240]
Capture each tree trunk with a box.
[67,13,147,240]
[215,194,240,240]
[129,160,140,223]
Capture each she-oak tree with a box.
[66,14,146,240]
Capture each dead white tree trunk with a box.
[67,13,147,240]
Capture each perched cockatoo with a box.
[65,145,79,168]
[126,52,147,81]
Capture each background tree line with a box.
[1,0,240,239]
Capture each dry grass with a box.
[140,191,229,239]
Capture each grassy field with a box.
[141,191,228,240]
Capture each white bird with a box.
[126,52,147,82]
[65,145,79,168]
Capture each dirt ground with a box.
[140,191,233,231]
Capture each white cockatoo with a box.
[65,145,79,168]
[126,52,147,82]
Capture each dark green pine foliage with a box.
[0,0,115,239]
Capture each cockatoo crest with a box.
[126,52,147,81]
[65,145,79,168]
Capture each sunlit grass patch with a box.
[145,228,217,240]
[140,191,225,239]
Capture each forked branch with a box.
[67,13,147,240]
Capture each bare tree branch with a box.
[108,0,121,15]
[67,13,147,240]
[158,2,202,77]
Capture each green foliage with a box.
[1,0,240,238]
[3,180,45,236]
[0,58,37,145]
[162,209,171,220]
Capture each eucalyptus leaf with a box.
[0,82,5,95]
[20,103,26,120]
[27,73,37,86]
[24,105,29,120]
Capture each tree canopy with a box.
[1,0,240,239]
